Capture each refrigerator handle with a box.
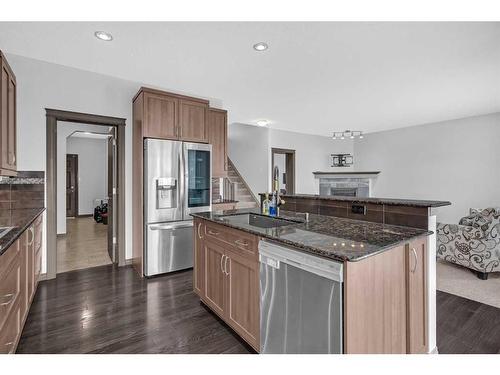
[180,143,186,218]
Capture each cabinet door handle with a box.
[208,229,219,236]
[0,293,14,306]
[197,223,203,239]
[220,255,225,274]
[234,239,248,247]
[224,255,230,276]
[411,247,418,273]
[28,227,35,246]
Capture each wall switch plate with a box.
[351,204,367,215]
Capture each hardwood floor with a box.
[16,265,253,354]
[57,217,111,273]
[16,265,500,354]
[437,290,500,354]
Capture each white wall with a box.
[269,128,353,194]
[228,123,269,197]
[56,122,110,234]
[228,123,353,196]
[354,112,500,223]
[66,136,108,216]
[9,53,139,270]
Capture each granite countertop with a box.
[0,207,45,256]
[262,193,451,208]
[191,208,431,262]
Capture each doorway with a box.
[66,154,78,217]
[271,148,295,195]
[46,109,126,280]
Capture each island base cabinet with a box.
[406,238,428,354]
[203,240,226,317]
[194,218,260,352]
[225,248,260,349]
[344,239,428,354]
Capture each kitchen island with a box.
[191,207,434,354]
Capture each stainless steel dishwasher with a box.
[259,240,343,354]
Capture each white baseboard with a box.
[428,346,439,354]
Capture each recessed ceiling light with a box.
[94,31,113,41]
[253,42,268,51]
[256,120,269,127]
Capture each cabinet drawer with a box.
[204,222,230,244]
[0,238,20,277]
[0,300,20,354]
[0,248,21,331]
[225,229,258,260]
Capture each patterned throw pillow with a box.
[459,213,492,231]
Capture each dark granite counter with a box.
[191,208,431,262]
[0,208,45,256]
[260,193,451,208]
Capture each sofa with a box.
[437,207,500,280]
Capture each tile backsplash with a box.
[0,171,45,210]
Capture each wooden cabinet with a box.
[406,238,427,354]
[178,99,207,142]
[203,240,227,316]
[344,238,428,354]
[225,247,260,347]
[193,218,260,351]
[0,51,17,176]
[134,87,208,142]
[207,108,227,177]
[0,213,44,354]
[143,92,178,139]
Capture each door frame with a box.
[46,108,126,280]
[65,153,79,217]
[271,148,296,195]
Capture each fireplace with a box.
[331,187,358,197]
[313,171,380,198]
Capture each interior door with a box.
[107,128,116,263]
[66,154,78,217]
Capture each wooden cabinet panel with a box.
[406,239,427,354]
[0,301,20,354]
[7,76,16,171]
[193,219,205,296]
[178,99,207,143]
[0,52,17,175]
[1,64,9,172]
[344,245,407,354]
[27,226,35,302]
[0,240,21,332]
[203,239,226,316]
[225,248,260,350]
[207,108,227,177]
[143,92,178,139]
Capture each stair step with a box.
[236,201,258,209]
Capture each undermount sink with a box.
[218,213,299,229]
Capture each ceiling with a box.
[0,22,499,136]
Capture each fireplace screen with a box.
[331,188,358,197]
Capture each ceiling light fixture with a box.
[256,119,269,127]
[94,31,113,41]
[332,130,363,140]
[253,42,269,51]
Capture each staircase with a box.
[227,159,259,209]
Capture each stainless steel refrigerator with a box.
[144,138,212,276]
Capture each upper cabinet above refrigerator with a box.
[137,87,208,143]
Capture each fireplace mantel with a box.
[313,171,380,179]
